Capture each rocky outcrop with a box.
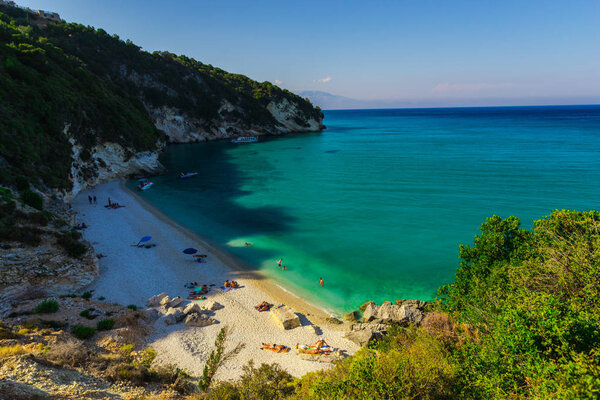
[344,300,429,347]
[184,313,217,327]
[0,243,98,315]
[363,300,426,325]
[270,305,301,330]
[66,131,164,201]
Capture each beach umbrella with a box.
[183,248,198,255]
[139,236,152,243]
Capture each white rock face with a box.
[66,124,164,201]
[267,98,322,133]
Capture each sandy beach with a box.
[73,180,358,380]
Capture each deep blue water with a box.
[131,105,600,315]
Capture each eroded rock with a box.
[270,305,301,330]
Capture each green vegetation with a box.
[199,327,228,391]
[80,291,92,299]
[126,304,137,311]
[0,5,321,192]
[34,299,59,314]
[20,189,43,210]
[71,324,95,340]
[204,210,600,399]
[96,318,115,331]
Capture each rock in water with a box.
[359,301,375,311]
[147,293,168,307]
[362,302,379,322]
[185,313,217,327]
[344,311,359,322]
[270,305,301,330]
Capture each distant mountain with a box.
[298,91,366,110]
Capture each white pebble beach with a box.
[73,180,359,380]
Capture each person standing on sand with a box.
[319,277,324,287]
[88,195,92,204]
[108,197,112,206]
[93,195,97,204]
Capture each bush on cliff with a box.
[34,299,59,314]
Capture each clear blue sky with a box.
[17,0,600,106]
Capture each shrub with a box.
[140,347,156,367]
[119,344,134,356]
[21,189,43,210]
[56,231,87,258]
[45,339,88,367]
[0,345,25,359]
[0,322,17,339]
[98,296,106,301]
[71,324,95,340]
[34,299,59,314]
[96,318,115,331]
[237,362,294,399]
[15,176,29,191]
[81,291,92,299]
[79,309,94,319]
[126,304,137,311]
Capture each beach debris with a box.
[184,313,217,327]
[147,292,168,307]
[344,311,359,322]
[270,305,301,330]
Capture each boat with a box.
[137,179,153,191]
[230,136,258,144]
[179,172,198,179]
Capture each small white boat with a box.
[231,136,258,144]
[137,180,153,191]
[179,172,198,179]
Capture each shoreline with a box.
[121,180,342,325]
[74,180,358,379]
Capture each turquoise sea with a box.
[131,105,600,315]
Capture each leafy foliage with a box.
[34,299,59,314]
[71,324,95,340]
[0,5,321,191]
[96,318,115,331]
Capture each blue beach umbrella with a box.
[140,236,152,243]
[183,248,198,255]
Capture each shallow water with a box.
[131,105,600,314]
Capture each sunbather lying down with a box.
[298,339,332,355]
[254,301,273,312]
[261,343,290,353]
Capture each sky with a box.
[15,0,600,107]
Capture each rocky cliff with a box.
[0,5,323,200]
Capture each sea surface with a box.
[130,105,600,315]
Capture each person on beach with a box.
[108,197,112,207]
[93,195,97,204]
[88,195,92,204]
[319,277,324,287]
